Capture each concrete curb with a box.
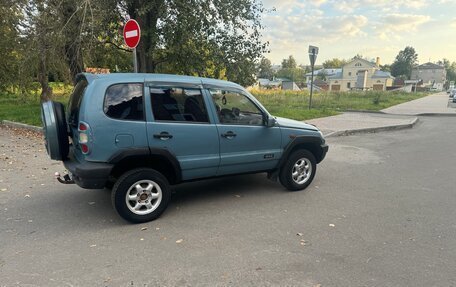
[344,109,387,114]
[1,120,43,133]
[324,117,419,138]
[398,113,456,117]
[345,110,456,117]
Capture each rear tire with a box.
[53,102,69,159]
[279,150,317,191]
[111,168,171,223]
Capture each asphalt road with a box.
[1,117,456,287]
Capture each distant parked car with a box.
[450,89,456,98]
[453,95,456,103]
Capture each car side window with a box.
[150,87,209,123]
[104,83,144,121]
[209,89,264,125]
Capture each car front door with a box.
[146,84,220,180]
[208,88,282,176]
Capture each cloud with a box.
[309,0,327,6]
[329,0,428,12]
[381,14,431,32]
[263,14,368,43]
[259,0,456,65]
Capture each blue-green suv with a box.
[41,73,328,223]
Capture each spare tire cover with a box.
[41,101,69,161]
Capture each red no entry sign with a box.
[123,19,141,49]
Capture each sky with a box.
[260,0,456,66]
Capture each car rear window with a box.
[68,79,88,127]
[104,83,144,121]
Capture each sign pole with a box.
[133,48,138,73]
[309,59,314,110]
[308,45,319,110]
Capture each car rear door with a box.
[145,82,220,180]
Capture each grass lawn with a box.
[0,83,428,126]
[251,89,428,121]
[0,83,72,126]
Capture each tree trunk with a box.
[65,41,84,83]
[61,0,84,84]
[127,0,164,73]
[38,52,52,102]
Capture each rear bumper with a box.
[63,157,113,189]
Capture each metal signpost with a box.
[308,45,319,110]
[123,19,141,73]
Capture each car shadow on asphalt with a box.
[17,173,283,228]
[170,173,283,205]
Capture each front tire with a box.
[279,150,317,191]
[111,168,171,223]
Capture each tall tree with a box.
[22,0,59,101]
[390,46,418,79]
[322,58,346,68]
[0,0,24,92]
[276,67,304,83]
[440,58,456,85]
[258,57,274,79]
[123,0,268,86]
[281,55,297,69]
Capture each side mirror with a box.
[265,116,276,127]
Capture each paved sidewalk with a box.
[307,112,418,137]
[307,92,456,137]
[382,92,456,115]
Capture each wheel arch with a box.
[108,148,182,185]
[280,135,325,167]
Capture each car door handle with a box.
[221,131,237,139]
[153,132,173,140]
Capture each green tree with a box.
[0,0,24,92]
[439,58,456,85]
[316,70,328,81]
[322,58,346,68]
[390,46,418,79]
[258,57,274,79]
[380,64,391,72]
[281,55,297,69]
[276,68,304,83]
[124,0,268,86]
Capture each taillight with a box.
[78,122,91,154]
[81,143,89,154]
[79,122,87,131]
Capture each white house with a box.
[327,58,394,91]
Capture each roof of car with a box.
[80,73,244,90]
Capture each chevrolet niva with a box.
[41,73,328,223]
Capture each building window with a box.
[347,82,351,89]
[355,63,362,67]
[348,72,352,76]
